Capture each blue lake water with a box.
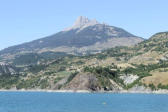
[0,92,168,112]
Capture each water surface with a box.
[0,92,167,112]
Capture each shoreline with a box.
[1,89,168,94]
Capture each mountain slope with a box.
[0,32,168,92]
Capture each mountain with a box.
[0,16,143,61]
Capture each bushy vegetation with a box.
[40,51,68,60]
[13,52,69,65]
[28,65,47,73]
[0,75,19,89]
[84,66,118,79]
[149,84,156,90]
[54,77,63,84]
[125,79,142,90]
[83,66,122,90]
[66,72,79,84]
[16,76,41,89]
[157,83,168,90]
[16,75,50,89]
[122,62,168,78]
[122,66,151,78]
[13,53,43,65]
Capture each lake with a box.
[0,92,168,112]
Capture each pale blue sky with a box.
[0,0,168,50]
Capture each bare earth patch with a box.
[141,71,168,86]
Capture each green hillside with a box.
[0,32,168,92]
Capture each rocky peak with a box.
[63,16,99,31]
[73,16,99,27]
[73,16,90,27]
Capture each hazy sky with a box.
[0,0,168,50]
